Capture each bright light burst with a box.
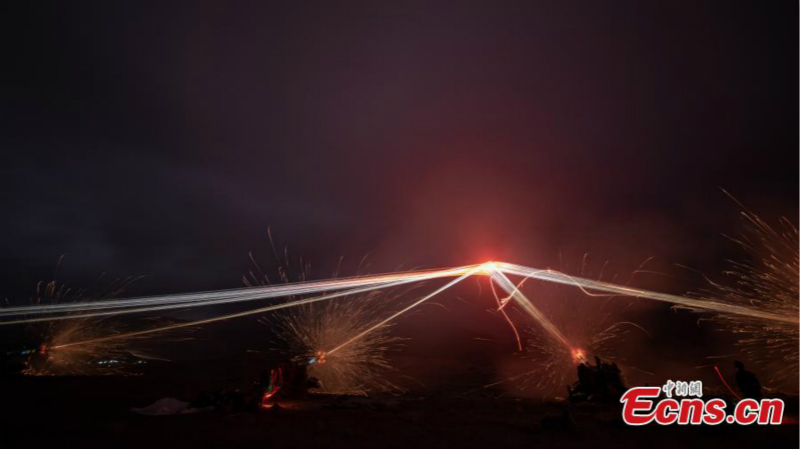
[24,316,135,376]
[510,315,648,396]
[267,290,404,394]
[688,204,799,390]
[21,273,144,376]
[246,246,473,395]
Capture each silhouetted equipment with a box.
[567,356,627,402]
[259,358,321,408]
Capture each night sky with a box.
[1,1,797,303]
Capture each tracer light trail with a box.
[1,262,795,327]
[0,265,480,324]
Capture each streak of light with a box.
[1,265,480,324]
[51,276,430,349]
[488,267,575,353]
[496,262,796,324]
[325,265,482,355]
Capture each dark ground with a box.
[1,356,797,449]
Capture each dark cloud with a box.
[1,1,796,303]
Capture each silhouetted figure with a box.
[734,361,762,400]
